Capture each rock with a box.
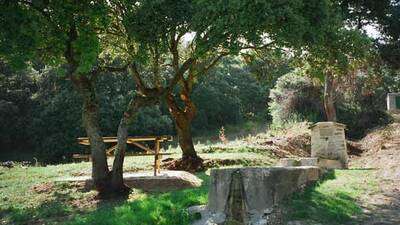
[188,205,207,215]
[0,161,14,168]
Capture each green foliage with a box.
[245,49,293,88]
[29,69,84,163]
[0,56,271,163]
[0,1,111,73]
[269,70,324,126]
[0,68,38,158]
[0,66,174,163]
[340,0,400,69]
[192,57,266,131]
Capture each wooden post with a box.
[154,138,161,176]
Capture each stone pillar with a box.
[387,93,400,122]
[310,122,348,169]
[387,93,400,112]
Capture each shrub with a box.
[268,70,324,126]
[192,57,266,132]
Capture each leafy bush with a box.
[268,70,324,126]
[192,57,267,132]
[0,70,38,159]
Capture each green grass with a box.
[1,165,379,225]
[0,163,209,225]
[285,169,379,225]
[0,143,270,225]
[66,174,209,225]
[0,137,380,225]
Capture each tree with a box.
[162,0,351,167]
[125,0,358,169]
[0,0,117,193]
[0,0,367,190]
[105,0,276,170]
[338,1,400,77]
[302,27,372,121]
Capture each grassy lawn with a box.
[1,146,379,225]
[0,145,274,225]
[285,169,379,225]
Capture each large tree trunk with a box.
[111,95,159,190]
[72,77,111,193]
[166,92,203,171]
[176,115,197,159]
[324,72,337,122]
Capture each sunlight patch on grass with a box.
[285,169,378,225]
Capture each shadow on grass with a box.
[284,170,361,225]
[1,197,74,225]
[1,173,210,225]
[64,173,210,225]
[0,180,102,225]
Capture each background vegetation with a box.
[2,53,399,163]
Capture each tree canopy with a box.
[0,0,382,193]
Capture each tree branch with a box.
[240,41,276,50]
[165,57,195,93]
[199,52,229,75]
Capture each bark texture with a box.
[72,77,111,192]
[166,91,204,171]
[112,95,159,191]
[324,72,337,122]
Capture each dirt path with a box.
[355,178,400,225]
[351,124,400,225]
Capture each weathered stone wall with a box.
[310,122,348,169]
[191,167,321,225]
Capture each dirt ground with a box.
[350,123,400,225]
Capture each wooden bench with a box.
[74,135,173,176]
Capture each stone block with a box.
[310,122,348,169]
[278,157,345,170]
[317,159,344,170]
[193,167,322,225]
[277,158,318,167]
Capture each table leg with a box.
[154,139,160,176]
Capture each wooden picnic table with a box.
[74,135,173,176]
